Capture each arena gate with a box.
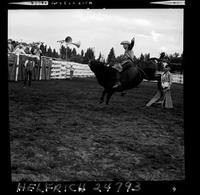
[8,53,41,81]
[8,53,17,81]
[40,56,52,80]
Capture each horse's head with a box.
[88,59,106,74]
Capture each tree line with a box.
[40,44,95,64]
[41,44,183,73]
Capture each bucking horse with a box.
[88,59,160,105]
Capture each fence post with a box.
[15,54,20,81]
[39,57,43,80]
[180,74,183,84]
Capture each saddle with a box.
[122,60,148,80]
[121,61,133,71]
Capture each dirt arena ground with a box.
[8,78,184,181]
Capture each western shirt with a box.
[24,60,35,71]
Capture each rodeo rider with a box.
[112,37,135,89]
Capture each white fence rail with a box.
[50,58,183,83]
[50,59,94,79]
[144,73,183,84]
[9,54,183,83]
[172,74,183,84]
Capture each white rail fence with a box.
[8,54,183,84]
[50,58,94,79]
[171,74,183,84]
[50,58,183,84]
[144,71,183,84]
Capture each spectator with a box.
[23,59,35,87]
[69,65,75,80]
[24,46,31,54]
[13,44,26,55]
[66,65,75,80]
[8,39,15,53]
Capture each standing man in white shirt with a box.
[69,65,75,80]
[13,44,26,55]
[23,59,35,87]
[66,65,75,80]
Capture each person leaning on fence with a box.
[8,39,15,53]
[112,37,135,89]
[23,59,35,87]
[24,46,31,54]
[30,45,42,66]
[13,44,26,55]
[146,64,173,109]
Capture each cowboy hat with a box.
[120,41,130,45]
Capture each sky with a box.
[8,9,183,59]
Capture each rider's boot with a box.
[112,81,122,89]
